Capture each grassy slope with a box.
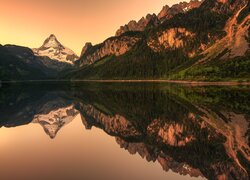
[169,55,250,82]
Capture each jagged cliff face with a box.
[158,0,204,22]
[80,42,93,57]
[147,28,196,55]
[116,0,203,36]
[116,14,160,36]
[146,28,199,58]
[206,0,248,14]
[79,34,141,66]
[148,0,249,58]
[76,0,249,74]
[78,0,203,66]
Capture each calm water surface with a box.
[0,82,249,180]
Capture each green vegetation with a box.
[65,1,249,82]
[0,54,48,81]
[148,3,229,53]
[65,47,250,81]
[1,1,249,82]
[170,54,250,81]
[0,46,50,81]
[66,41,188,80]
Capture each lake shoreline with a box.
[1,79,250,86]
[72,80,250,86]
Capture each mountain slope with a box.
[0,45,54,80]
[67,0,249,81]
[170,0,250,81]
[78,32,142,66]
[33,34,79,70]
[78,0,204,66]
[0,34,78,81]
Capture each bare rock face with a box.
[147,28,195,55]
[79,34,141,66]
[147,0,249,59]
[78,0,249,68]
[158,0,204,22]
[79,0,204,66]
[202,0,248,14]
[116,14,160,36]
[157,5,170,21]
[217,0,228,3]
[80,42,93,57]
[116,0,203,36]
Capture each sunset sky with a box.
[0,0,183,55]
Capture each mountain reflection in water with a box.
[0,82,249,180]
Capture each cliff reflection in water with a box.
[0,82,249,180]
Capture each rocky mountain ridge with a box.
[116,0,204,36]
[79,33,141,65]
[1,0,249,81]
[71,0,249,81]
[33,34,79,66]
[78,0,204,66]
[79,0,248,65]
[0,34,79,80]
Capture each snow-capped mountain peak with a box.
[33,34,79,64]
[42,34,64,49]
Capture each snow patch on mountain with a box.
[33,34,79,64]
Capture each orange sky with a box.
[0,0,183,55]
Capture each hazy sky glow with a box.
[0,0,183,55]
